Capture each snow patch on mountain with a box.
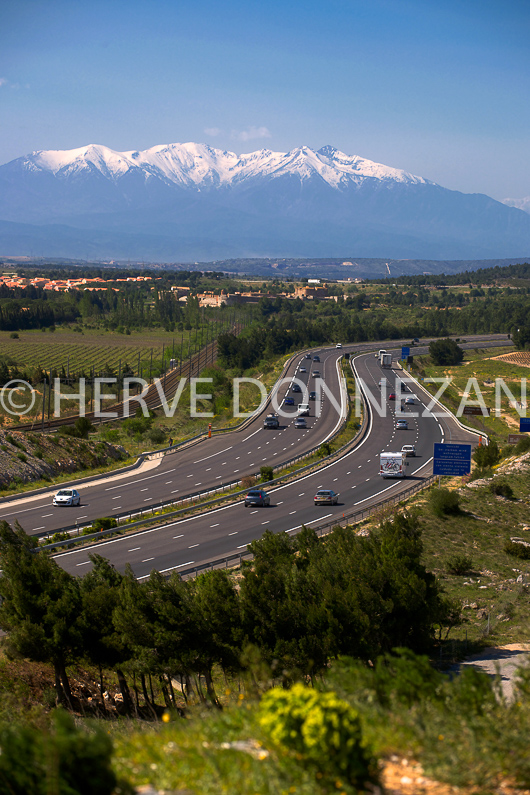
[502,196,530,214]
[16,142,433,191]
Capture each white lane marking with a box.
[33,526,45,531]
[142,557,154,563]
[286,514,332,532]
[289,511,296,515]
[76,515,87,519]
[187,474,193,478]
[229,531,238,535]
[205,468,211,472]
[76,560,91,566]
[171,489,179,493]
[210,523,219,527]
[277,501,283,505]
[298,493,304,496]
[173,534,183,539]
[105,468,176,491]
[141,488,148,492]
[241,428,261,442]
[128,547,141,552]
[143,498,152,501]
[193,446,233,464]
[112,496,121,499]
[262,521,269,525]
[165,481,173,484]
[237,543,248,549]
[188,544,199,549]
[41,513,53,517]
[194,482,202,486]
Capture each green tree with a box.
[0,522,83,707]
[429,338,464,366]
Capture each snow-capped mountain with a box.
[13,142,431,190]
[0,142,529,262]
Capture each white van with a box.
[297,403,310,416]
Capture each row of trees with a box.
[0,513,454,714]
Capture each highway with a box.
[53,345,491,580]
[0,346,347,535]
[1,334,510,543]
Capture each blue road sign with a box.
[401,346,410,360]
[433,443,472,476]
[521,418,530,432]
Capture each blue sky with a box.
[1,0,528,200]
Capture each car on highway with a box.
[413,338,420,343]
[309,390,317,400]
[396,419,409,430]
[294,417,307,428]
[335,343,342,348]
[53,488,81,507]
[244,489,270,507]
[312,370,321,378]
[314,489,339,505]
[264,413,280,429]
[297,403,310,416]
[388,393,396,401]
[292,383,302,393]
[305,353,312,359]
[404,396,415,405]
[401,444,416,457]
[299,366,307,373]
[397,381,410,392]
[284,396,295,405]
[313,355,320,362]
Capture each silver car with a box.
[53,488,81,506]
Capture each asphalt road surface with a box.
[54,345,490,579]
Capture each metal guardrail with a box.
[177,473,439,580]
[40,358,364,546]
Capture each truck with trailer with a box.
[380,352,392,368]
[379,451,408,478]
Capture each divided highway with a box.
[1,334,509,555]
[0,347,347,536]
[54,347,487,580]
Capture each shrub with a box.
[59,417,94,439]
[429,487,460,517]
[148,427,165,445]
[429,338,464,366]
[259,683,375,789]
[9,331,19,339]
[515,435,530,454]
[16,452,27,463]
[241,475,256,489]
[0,709,117,795]
[91,517,118,532]
[473,440,500,469]
[260,465,274,482]
[504,540,530,560]
[489,480,514,499]
[445,554,473,575]
[317,441,334,458]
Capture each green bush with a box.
[429,338,464,366]
[445,554,473,575]
[515,436,530,454]
[0,709,118,795]
[504,540,530,560]
[91,517,118,532]
[16,452,27,463]
[259,683,375,789]
[489,480,514,499]
[148,427,166,445]
[260,465,274,482]
[473,440,500,468]
[429,488,460,517]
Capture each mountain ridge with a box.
[1,142,529,263]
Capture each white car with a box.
[299,366,307,373]
[53,488,81,506]
[335,343,342,348]
[401,444,416,457]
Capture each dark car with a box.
[244,489,270,507]
[284,396,295,405]
[313,355,320,362]
[314,489,339,505]
[309,391,317,400]
[294,417,307,428]
[305,353,312,359]
[292,383,302,393]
